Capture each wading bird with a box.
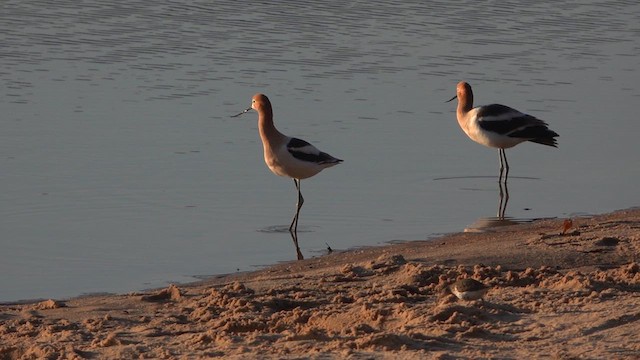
[232,94,342,260]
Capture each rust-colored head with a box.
[447,81,474,112]
[251,93,272,114]
[456,81,472,99]
[230,93,273,118]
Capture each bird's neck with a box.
[457,96,474,129]
[258,110,286,147]
[459,93,473,113]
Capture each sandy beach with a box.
[1,208,639,359]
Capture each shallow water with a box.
[1,0,639,302]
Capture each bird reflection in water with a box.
[464,180,523,232]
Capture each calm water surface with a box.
[1,0,639,302]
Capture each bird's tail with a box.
[529,137,558,147]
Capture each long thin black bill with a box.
[230,108,252,117]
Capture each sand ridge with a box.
[1,208,639,359]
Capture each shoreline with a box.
[2,207,639,359]
[0,212,567,306]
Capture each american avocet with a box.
[447,81,559,183]
[232,94,343,260]
[449,278,490,301]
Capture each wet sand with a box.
[1,208,639,359]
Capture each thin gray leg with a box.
[498,149,509,184]
[288,179,304,260]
